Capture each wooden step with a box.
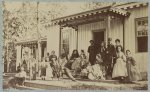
[23,78,120,90]
[24,81,69,90]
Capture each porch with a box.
[52,5,130,55]
[15,37,47,72]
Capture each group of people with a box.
[87,38,142,82]
[39,49,88,81]
[38,37,142,83]
[13,37,142,86]
[39,51,59,80]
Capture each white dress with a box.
[82,64,104,80]
[112,52,128,78]
[45,62,53,80]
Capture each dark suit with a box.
[105,43,115,77]
[98,46,106,65]
[88,45,97,65]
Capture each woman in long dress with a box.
[22,60,27,73]
[126,50,142,82]
[40,58,46,80]
[80,52,105,80]
[45,57,53,80]
[95,51,106,80]
[81,64,104,80]
[28,53,37,80]
[112,46,128,81]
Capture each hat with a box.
[89,40,94,43]
[108,38,112,41]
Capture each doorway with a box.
[93,30,105,46]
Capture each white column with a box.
[16,45,22,70]
[37,42,42,76]
[38,41,42,62]
[36,46,38,60]
[28,47,31,58]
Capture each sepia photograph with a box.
[2,1,148,90]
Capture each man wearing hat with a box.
[88,40,97,65]
[105,38,115,79]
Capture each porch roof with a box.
[16,37,47,45]
[52,6,130,25]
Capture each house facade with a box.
[51,2,148,78]
[15,2,148,79]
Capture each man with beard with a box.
[105,38,115,79]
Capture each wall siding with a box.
[124,6,148,72]
[77,19,123,56]
[47,25,60,56]
[110,18,123,46]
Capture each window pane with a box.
[136,18,148,37]
[142,20,145,25]
[138,21,141,25]
[61,30,69,54]
[137,36,148,52]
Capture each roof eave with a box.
[52,6,130,25]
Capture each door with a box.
[93,31,105,46]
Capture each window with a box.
[61,30,69,55]
[135,17,148,52]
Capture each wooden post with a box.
[122,17,125,53]
[75,26,78,50]
[106,14,111,46]
[59,26,62,56]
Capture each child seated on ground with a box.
[15,67,27,86]
[8,67,26,88]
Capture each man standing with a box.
[105,38,115,79]
[88,40,97,65]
